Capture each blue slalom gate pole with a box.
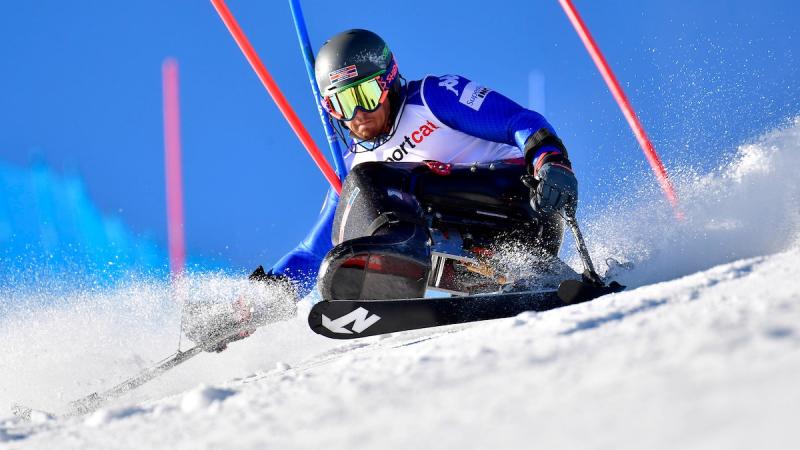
[288,0,347,184]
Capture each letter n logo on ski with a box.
[322,307,381,334]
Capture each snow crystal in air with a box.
[579,117,800,287]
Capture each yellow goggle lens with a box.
[328,77,386,121]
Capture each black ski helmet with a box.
[315,29,397,97]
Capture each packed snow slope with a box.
[1,119,799,449]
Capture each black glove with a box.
[248,265,283,282]
[527,162,578,214]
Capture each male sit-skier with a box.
[193,29,579,350]
[255,28,577,290]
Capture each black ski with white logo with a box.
[307,280,624,339]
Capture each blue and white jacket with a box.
[269,74,563,296]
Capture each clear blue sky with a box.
[1,0,798,271]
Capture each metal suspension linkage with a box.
[561,211,604,285]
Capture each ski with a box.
[10,346,205,421]
[10,322,257,421]
[65,345,206,417]
[308,279,624,339]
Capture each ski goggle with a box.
[321,57,399,121]
[322,76,389,121]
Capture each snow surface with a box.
[1,120,799,449]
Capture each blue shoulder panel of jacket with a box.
[420,74,558,152]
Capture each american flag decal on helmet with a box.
[329,65,359,84]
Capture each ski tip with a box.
[11,403,57,422]
[10,403,31,421]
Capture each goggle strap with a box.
[330,69,386,95]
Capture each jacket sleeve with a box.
[422,74,567,171]
[268,187,338,298]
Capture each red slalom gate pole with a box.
[558,0,682,218]
[210,0,342,194]
[162,58,187,277]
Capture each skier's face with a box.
[343,98,391,140]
